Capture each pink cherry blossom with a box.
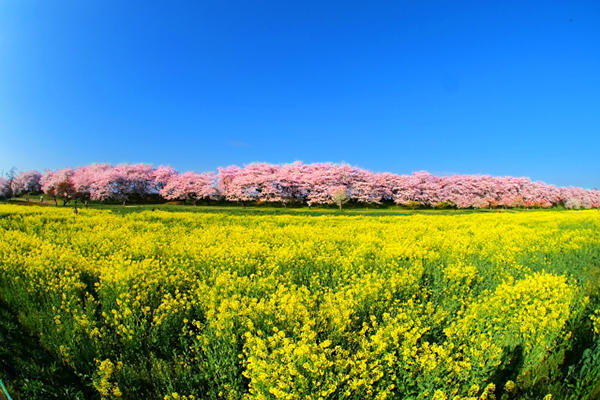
[38,162,600,209]
[160,171,216,205]
[12,170,42,195]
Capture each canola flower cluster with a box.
[0,205,599,400]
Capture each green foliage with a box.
[0,299,94,399]
[405,200,420,210]
[434,202,452,210]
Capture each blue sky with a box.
[1,1,599,188]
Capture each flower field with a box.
[1,205,600,400]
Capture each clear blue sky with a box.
[1,1,599,188]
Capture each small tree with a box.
[434,201,451,210]
[4,167,18,199]
[332,188,349,211]
[510,195,525,209]
[405,200,420,210]
[471,197,488,209]
[56,179,76,206]
[41,168,74,206]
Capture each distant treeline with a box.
[1,162,598,209]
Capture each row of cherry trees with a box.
[2,162,599,209]
[216,162,599,209]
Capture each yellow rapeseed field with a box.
[0,205,599,400]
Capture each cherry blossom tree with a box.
[243,163,285,203]
[153,165,177,191]
[217,163,289,205]
[0,177,10,200]
[509,195,525,208]
[41,168,75,205]
[471,197,489,209]
[217,165,255,204]
[348,169,382,204]
[276,161,311,205]
[304,163,360,206]
[12,170,42,199]
[391,173,431,206]
[90,163,155,205]
[160,171,216,205]
[71,163,112,201]
[332,187,349,210]
[302,163,336,206]
[372,172,402,203]
[564,195,581,210]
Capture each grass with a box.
[0,298,95,400]
[3,196,559,217]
